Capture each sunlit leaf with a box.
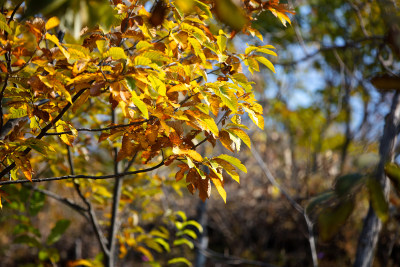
[168,257,192,266]
[45,16,60,30]
[215,154,247,173]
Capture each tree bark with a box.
[354,92,400,267]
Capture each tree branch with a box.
[24,185,89,219]
[0,159,165,186]
[107,108,122,267]
[43,119,150,136]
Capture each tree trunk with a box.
[354,92,400,267]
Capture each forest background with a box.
[1,0,400,267]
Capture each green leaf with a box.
[366,177,389,222]
[318,200,354,241]
[29,191,46,216]
[14,235,41,247]
[168,257,192,266]
[305,191,335,215]
[334,173,364,197]
[216,154,247,173]
[385,162,400,194]
[47,219,71,245]
[24,138,55,156]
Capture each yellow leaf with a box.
[135,246,154,262]
[45,33,70,59]
[105,47,127,60]
[227,128,251,149]
[211,176,226,203]
[96,40,107,54]
[68,259,93,267]
[173,147,203,162]
[45,16,60,30]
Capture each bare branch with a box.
[251,143,318,267]
[277,36,384,67]
[0,159,165,186]
[43,119,151,136]
[24,185,89,218]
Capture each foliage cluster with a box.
[0,0,293,266]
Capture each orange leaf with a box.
[219,130,234,152]
[198,177,211,201]
[175,164,189,182]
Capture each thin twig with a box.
[67,144,110,256]
[0,159,165,186]
[24,185,89,218]
[73,178,110,257]
[7,0,23,24]
[250,143,318,267]
[43,119,151,136]
[0,74,10,134]
[277,36,384,67]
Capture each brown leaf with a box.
[149,0,168,27]
[198,177,211,201]
[33,107,50,122]
[175,164,189,181]
[117,134,136,161]
[187,183,196,194]
[219,130,234,152]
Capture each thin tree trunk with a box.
[354,92,400,267]
[194,200,208,267]
[106,109,121,267]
